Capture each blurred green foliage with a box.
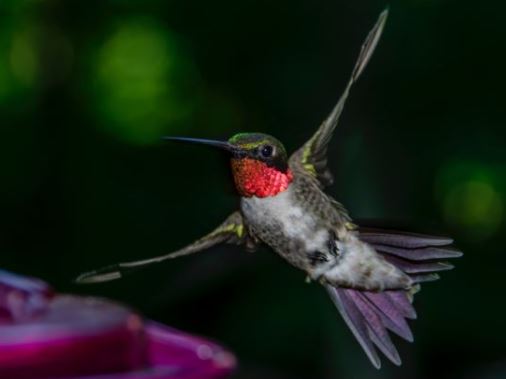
[1,1,505,378]
[92,18,197,144]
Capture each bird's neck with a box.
[231,158,293,198]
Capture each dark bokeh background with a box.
[1,0,505,378]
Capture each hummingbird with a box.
[76,9,462,369]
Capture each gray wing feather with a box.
[76,212,249,284]
[289,9,388,187]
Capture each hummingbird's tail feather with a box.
[326,286,413,368]
[325,286,382,368]
[358,227,462,284]
[358,228,457,250]
[326,229,461,367]
[344,290,402,365]
[383,290,417,318]
[362,291,414,341]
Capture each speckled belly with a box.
[240,188,330,270]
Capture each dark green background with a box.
[1,1,504,378]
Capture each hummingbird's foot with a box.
[310,258,340,282]
[310,239,347,282]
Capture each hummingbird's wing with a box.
[289,9,388,187]
[75,211,250,284]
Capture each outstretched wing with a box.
[75,212,250,284]
[289,9,388,187]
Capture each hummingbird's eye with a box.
[260,145,274,158]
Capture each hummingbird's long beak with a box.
[162,136,237,153]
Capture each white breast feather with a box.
[242,188,410,290]
[242,188,329,252]
[323,234,410,290]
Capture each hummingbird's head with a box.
[164,133,293,198]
